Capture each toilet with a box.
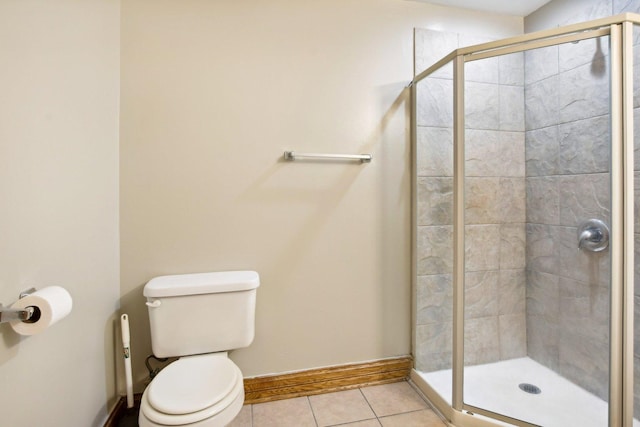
[138,271,259,427]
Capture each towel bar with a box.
[283,151,372,163]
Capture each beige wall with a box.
[0,1,120,426]
[120,0,522,388]
[0,0,523,423]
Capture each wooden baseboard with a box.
[244,356,413,404]
[105,356,413,425]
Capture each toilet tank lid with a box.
[144,271,260,297]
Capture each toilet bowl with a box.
[139,353,245,427]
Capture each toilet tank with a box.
[144,271,259,358]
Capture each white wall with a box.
[120,0,522,390]
[0,1,120,426]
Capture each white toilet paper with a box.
[9,286,73,335]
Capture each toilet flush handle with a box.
[145,300,161,308]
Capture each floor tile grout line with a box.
[307,395,320,427]
[358,385,380,419]
[378,407,434,419]
[325,416,380,427]
[360,380,435,420]
[311,387,380,427]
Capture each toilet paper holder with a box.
[0,288,37,324]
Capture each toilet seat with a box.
[140,354,244,426]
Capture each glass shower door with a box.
[414,54,456,406]
[460,33,613,427]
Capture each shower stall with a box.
[411,13,640,427]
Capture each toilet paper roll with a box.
[9,286,73,336]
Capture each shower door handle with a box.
[577,219,609,252]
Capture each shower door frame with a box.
[410,13,639,427]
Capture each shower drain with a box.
[518,383,542,394]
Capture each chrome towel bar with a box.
[283,151,372,163]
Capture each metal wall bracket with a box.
[0,288,38,324]
[0,304,34,324]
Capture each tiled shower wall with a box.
[415,29,527,372]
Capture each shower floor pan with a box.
[419,357,640,427]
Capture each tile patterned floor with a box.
[228,381,448,427]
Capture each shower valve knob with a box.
[577,219,609,252]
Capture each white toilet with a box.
[138,271,259,427]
